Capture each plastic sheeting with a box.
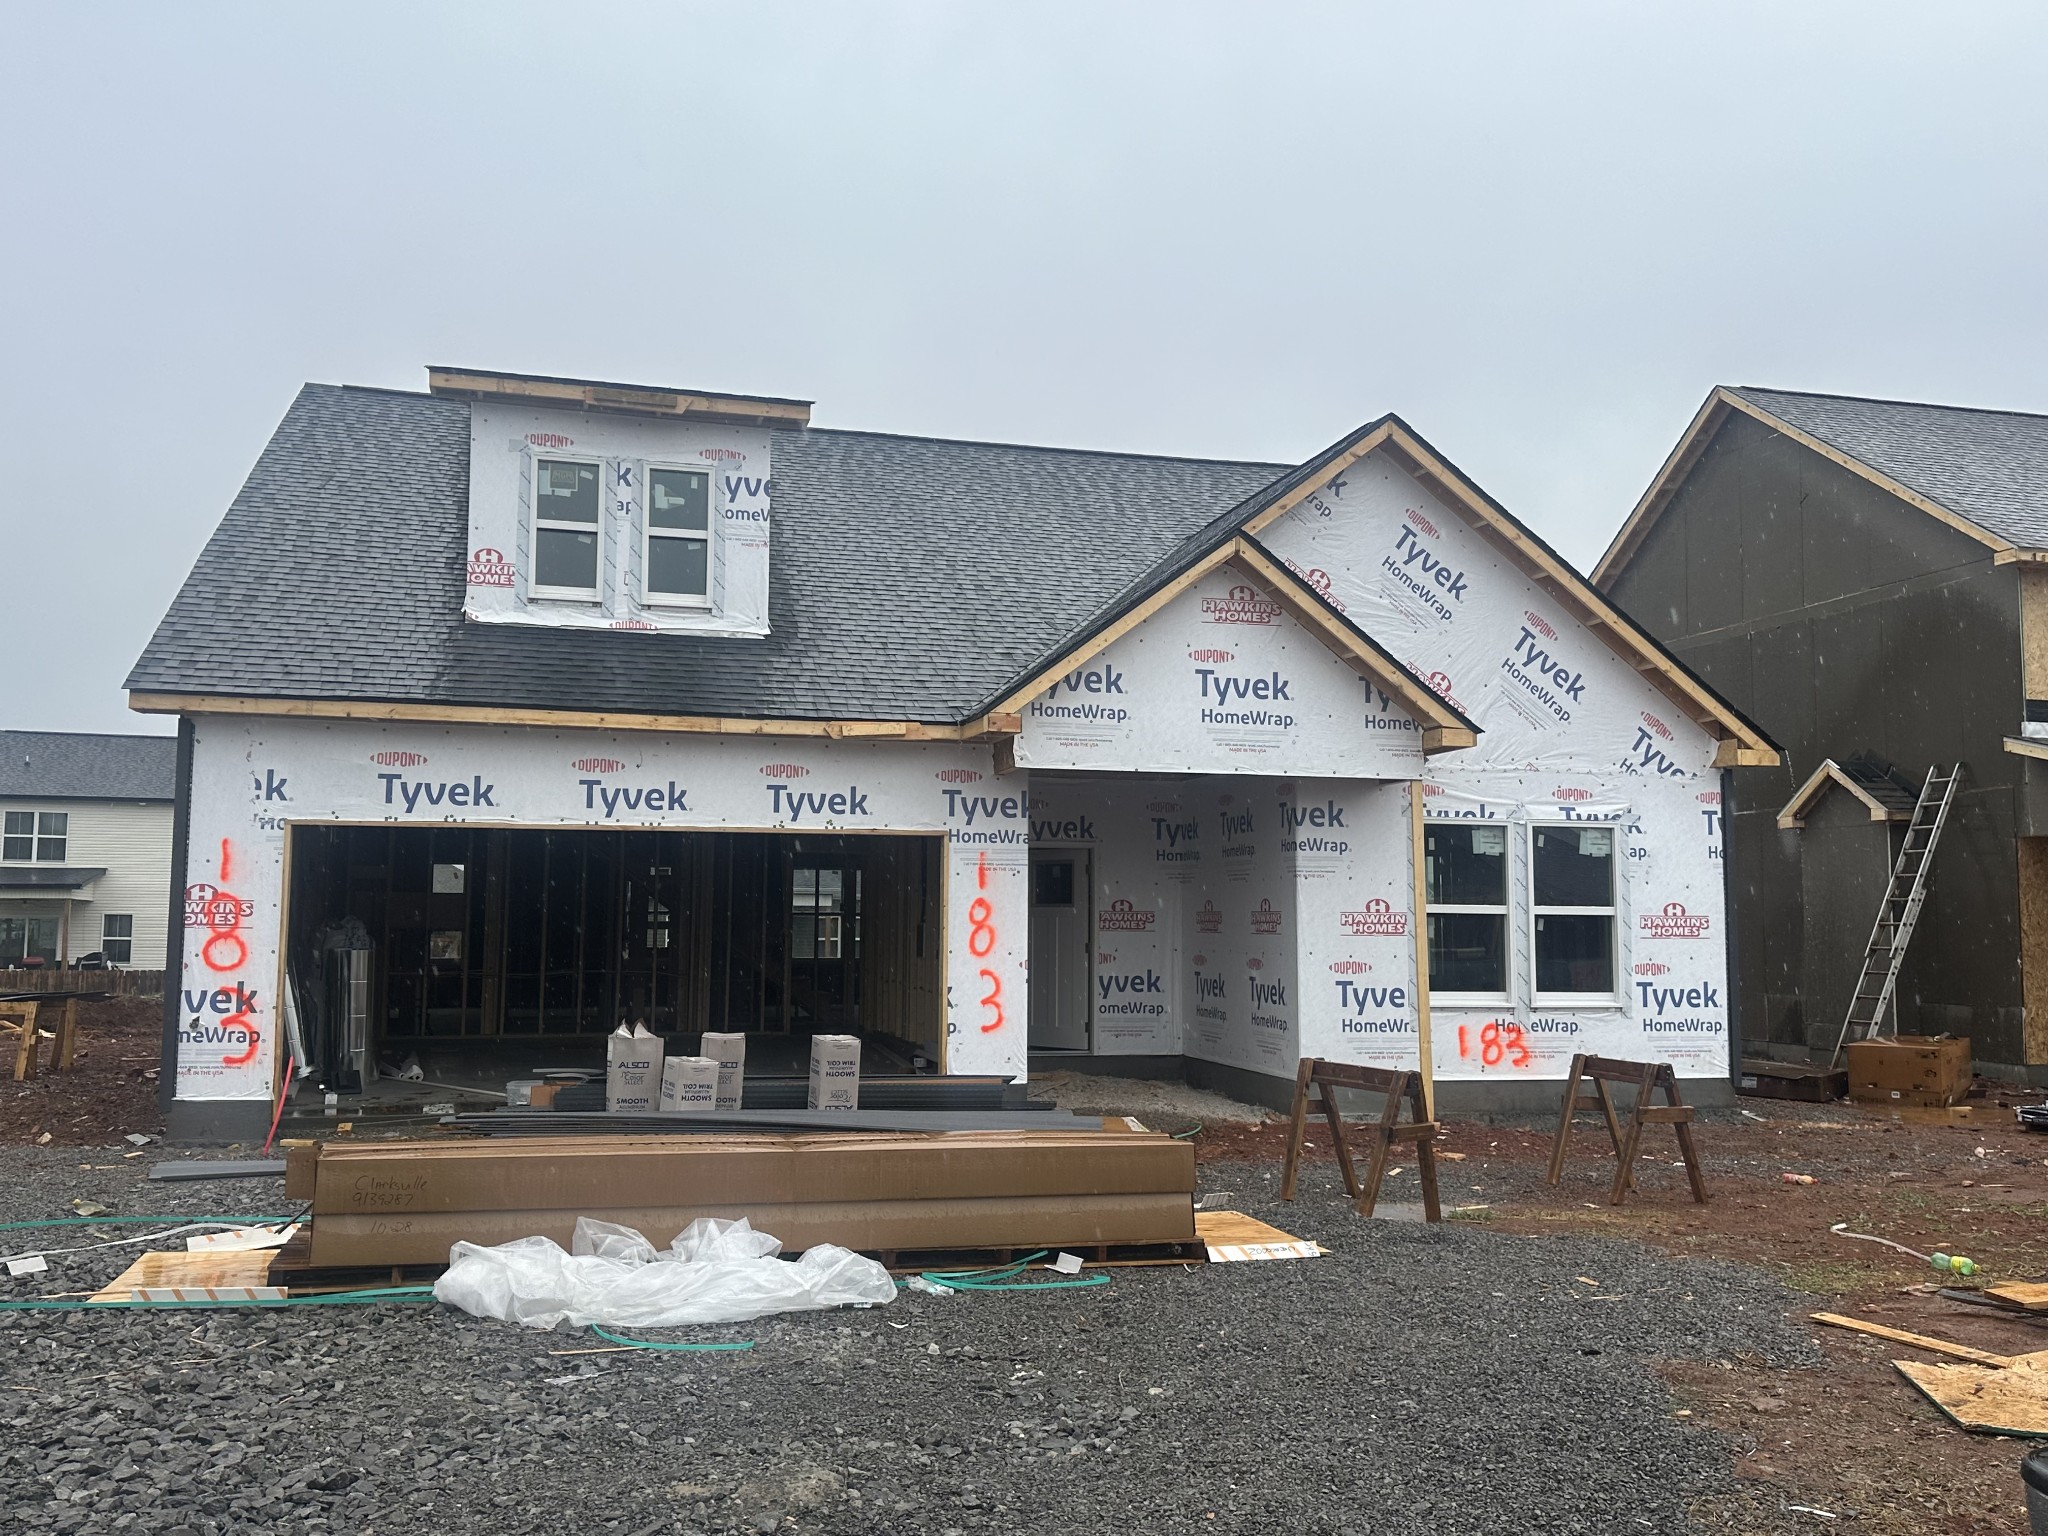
[432,1217,897,1330]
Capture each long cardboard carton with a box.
[309,1132,1194,1216]
[309,1191,1197,1268]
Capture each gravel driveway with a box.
[0,1147,1819,1536]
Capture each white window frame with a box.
[640,460,716,609]
[1528,821,1621,1006]
[528,454,607,602]
[101,913,133,965]
[2,809,68,863]
[1423,819,1512,1006]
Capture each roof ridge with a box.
[1735,384,2048,425]
[0,729,174,743]
[788,423,1294,472]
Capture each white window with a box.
[101,913,133,965]
[2,810,67,862]
[1423,822,1509,1002]
[643,464,713,605]
[529,457,604,598]
[1531,824,1618,1001]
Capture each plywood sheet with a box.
[1988,1282,2048,1313]
[1196,1210,1322,1262]
[1896,1357,2048,1437]
[93,1250,281,1302]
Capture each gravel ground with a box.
[1027,1071,1271,1125]
[0,1147,1821,1536]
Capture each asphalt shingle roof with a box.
[0,732,176,800]
[126,385,1290,721]
[1734,387,2048,548]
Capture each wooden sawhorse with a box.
[1,996,85,1082]
[1544,1053,1708,1206]
[1279,1058,1442,1221]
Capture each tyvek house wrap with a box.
[461,402,773,635]
[173,720,1029,1102]
[1014,567,1427,779]
[1258,453,1728,1082]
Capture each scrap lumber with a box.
[1895,1357,2048,1437]
[1810,1311,2020,1367]
[1197,1210,1322,1262]
[92,1250,283,1302]
[1987,1282,2048,1313]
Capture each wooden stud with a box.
[1407,782,1436,1122]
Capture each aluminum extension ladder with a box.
[1830,764,1963,1066]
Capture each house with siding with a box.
[128,367,1774,1138]
[0,730,176,970]
[1595,387,2048,1082]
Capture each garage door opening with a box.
[282,825,944,1102]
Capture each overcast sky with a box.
[6,3,2047,736]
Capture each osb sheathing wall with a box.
[2018,839,2048,1064]
[1604,410,2032,1066]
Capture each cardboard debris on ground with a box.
[1197,1210,1321,1262]
[93,1249,285,1303]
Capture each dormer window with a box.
[531,458,602,598]
[645,465,712,604]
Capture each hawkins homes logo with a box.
[1099,899,1158,932]
[1194,900,1223,934]
[1200,584,1281,626]
[1284,559,1346,612]
[184,883,255,929]
[1340,899,1409,937]
[466,548,516,587]
[1249,899,1284,935]
[1640,901,1711,939]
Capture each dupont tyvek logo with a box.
[1501,626,1586,722]
[1151,813,1199,862]
[1188,648,1234,664]
[1200,584,1281,625]
[466,548,516,587]
[1045,663,1125,699]
[1627,712,1692,779]
[1640,901,1711,939]
[370,751,428,767]
[526,432,574,449]
[582,777,688,818]
[381,773,496,812]
[1633,961,1671,977]
[610,619,657,631]
[1554,787,1593,802]
[766,784,870,822]
[1097,969,1166,1016]
[1249,975,1289,1010]
[1340,900,1408,937]
[1246,956,1265,970]
[942,789,1024,826]
[1523,609,1557,640]
[1250,899,1284,935]
[761,763,810,779]
[572,757,626,774]
[1195,900,1223,934]
[934,768,983,784]
[1328,959,1372,974]
[183,883,254,929]
[1384,513,1471,621]
[1335,977,1409,1017]
[1145,800,1182,814]
[698,447,744,462]
[1698,790,1722,805]
[1634,980,1724,1031]
[1099,898,1156,932]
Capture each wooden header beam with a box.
[427,368,813,430]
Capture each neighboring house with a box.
[0,730,176,970]
[129,367,1773,1138]
[1595,387,2048,1082]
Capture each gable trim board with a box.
[1776,759,1917,830]
[427,366,814,430]
[2007,737,2048,764]
[963,533,1480,754]
[1593,387,2045,590]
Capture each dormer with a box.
[434,367,811,637]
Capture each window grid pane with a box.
[1425,824,1506,906]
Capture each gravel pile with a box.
[0,1147,1819,1535]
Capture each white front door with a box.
[1028,850,1091,1051]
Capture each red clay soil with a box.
[1206,1097,2048,1535]
[0,996,164,1145]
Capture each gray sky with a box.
[7,3,2047,736]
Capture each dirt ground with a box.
[5,1033,2047,1530]
[1195,1093,2048,1535]
[0,996,164,1145]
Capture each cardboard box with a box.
[1847,1035,1972,1107]
[605,1023,663,1114]
[659,1055,720,1114]
[808,1034,861,1110]
[700,1031,747,1110]
[308,1191,1198,1268]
